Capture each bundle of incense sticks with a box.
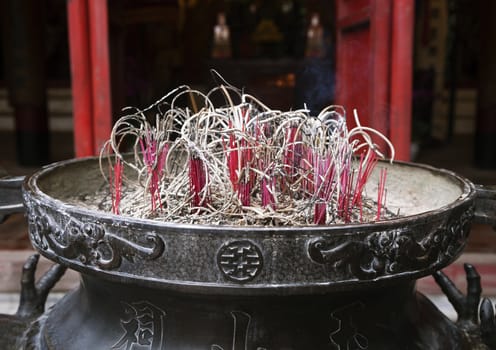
[100,84,395,226]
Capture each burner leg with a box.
[434,263,496,349]
[16,254,67,318]
[480,298,496,348]
[0,254,66,349]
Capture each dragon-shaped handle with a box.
[0,175,25,223]
[474,185,496,228]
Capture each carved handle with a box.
[474,185,496,228]
[0,176,26,223]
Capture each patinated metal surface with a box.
[0,157,495,349]
[22,157,477,295]
[19,277,474,349]
[1,260,492,350]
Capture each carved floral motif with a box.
[26,203,165,270]
[308,205,475,280]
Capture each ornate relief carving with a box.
[217,240,263,283]
[308,205,475,280]
[26,204,165,270]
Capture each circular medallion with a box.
[217,240,263,283]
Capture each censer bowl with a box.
[19,156,482,349]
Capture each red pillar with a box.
[88,0,113,153]
[68,0,94,157]
[390,0,414,161]
[67,0,112,157]
[369,0,392,150]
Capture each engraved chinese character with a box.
[211,311,266,350]
[112,301,166,350]
[329,302,368,350]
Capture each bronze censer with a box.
[0,154,491,349]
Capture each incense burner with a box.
[2,156,496,349]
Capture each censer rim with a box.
[23,156,476,233]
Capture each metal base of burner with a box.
[1,159,495,349]
[1,261,493,350]
[33,279,468,349]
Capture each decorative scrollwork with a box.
[308,205,475,280]
[26,204,165,270]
